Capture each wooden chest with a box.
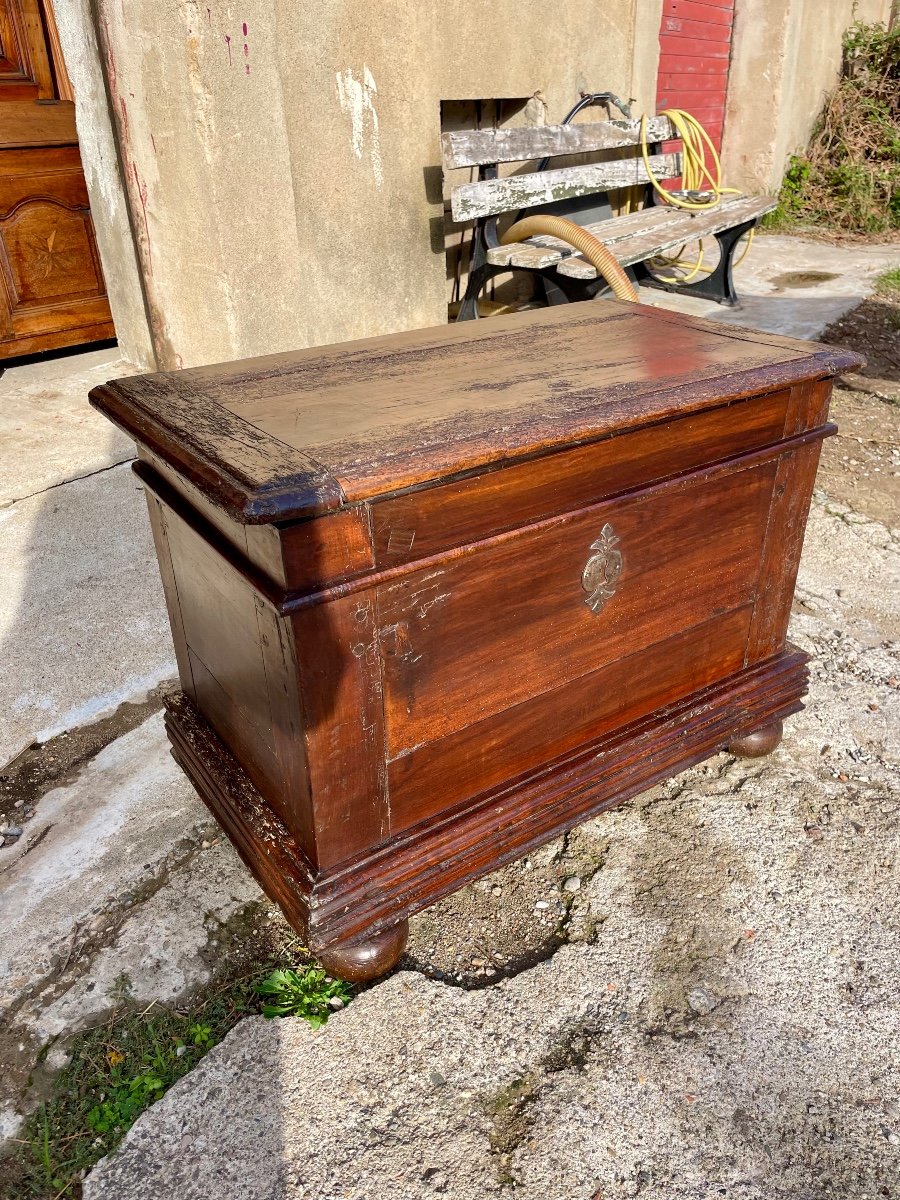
[91,302,859,981]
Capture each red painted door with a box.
[656,0,734,150]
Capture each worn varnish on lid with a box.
[90,300,858,524]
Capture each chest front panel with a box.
[374,435,800,835]
[378,456,777,756]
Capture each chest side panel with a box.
[150,493,314,855]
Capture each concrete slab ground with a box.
[638,232,899,340]
[82,500,900,1198]
[0,346,176,766]
[0,232,897,1189]
[0,345,135,506]
[0,714,263,1140]
[0,462,176,764]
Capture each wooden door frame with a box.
[8,0,158,368]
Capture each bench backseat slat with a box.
[450,152,681,223]
[486,195,777,277]
[441,116,675,170]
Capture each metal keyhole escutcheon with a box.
[582,522,623,614]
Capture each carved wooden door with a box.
[0,0,114,359]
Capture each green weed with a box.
[6,948,353,1199]
[766,20,900,236]
[874,265,900,298]
[255,966,352,1026]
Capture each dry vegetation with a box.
[766,20,900,237]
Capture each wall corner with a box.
[52,0,157,371]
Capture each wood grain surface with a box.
[370,387,791,568]
[441,116,675,169]
[449,153,681,222]
[488,195,776,277]
[164,644,810,951]
[0,1,114,357]
[387,607,753,832]
[378,454,777,753]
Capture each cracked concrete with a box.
[0,345,175,766]
[1,238,898,1192]
[0,459,176,766]
[0,682,174,837]
[0,713,263,1139]
[0,346,135,508]
[0,344,259,1143]
[80,491,900,1198]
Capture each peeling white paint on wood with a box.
[554,254,598,280]
[441,116,675,169]
[450,153,681,222]
[486,195,777,277]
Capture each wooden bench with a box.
[441,116,777,320]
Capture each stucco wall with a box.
[85,0,662,369]
[721,0,892,194]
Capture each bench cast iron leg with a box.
[727,719,783,758]
[456,202,507,322]
[538,267,638,307]
[636,218,757,307]
[457,262,507,321]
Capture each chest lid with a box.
[90,301,859,524]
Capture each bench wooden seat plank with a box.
[487,204,684,269]
[558,195,777,278]
[488,195,778,279]
[449,152,681,222]
[442,116,675,169]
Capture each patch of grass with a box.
[766,20,900,236]
[5,950,354,1200]
[874,265,900,298]
[760,205,797,234]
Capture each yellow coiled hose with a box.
[639,107,753,281]
[639,108,739,210]
[501,215,638,303]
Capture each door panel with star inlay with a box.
[0,0,114,358]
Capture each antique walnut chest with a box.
[91,302,860,981]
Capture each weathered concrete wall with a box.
[722,0,892,193]
[84,0,662,369]
[51,0,157,371]
[59,0,894,366]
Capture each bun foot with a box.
[313,919,409,983]
[728,719,784,758]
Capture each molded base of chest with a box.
[164,644,808,974]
